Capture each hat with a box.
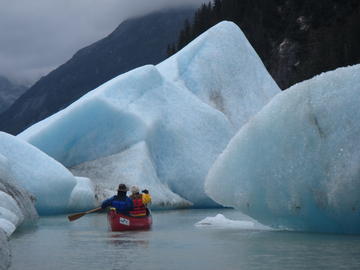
[142,189,149,194]
[130,186,140,193]
[117,184,128,192]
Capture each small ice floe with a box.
[195,214,273,231]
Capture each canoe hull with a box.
[107,209,152,231]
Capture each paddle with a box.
[68,207,102,222]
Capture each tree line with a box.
[167,0,360,89]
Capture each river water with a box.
[9,209,360,270]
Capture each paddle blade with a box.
[68,212,86,222]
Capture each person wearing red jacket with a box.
[129,186,147,216]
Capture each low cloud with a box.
[0,0,206,85]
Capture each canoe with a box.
[107,208,152,231]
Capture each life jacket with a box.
[142,193,152,205]
[129,197,147,217]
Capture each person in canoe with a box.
[129,186,148,217]
[101,184,133,215]
[107,185,152,231]
[141,189,152,207]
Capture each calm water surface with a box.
[10,209,360,270]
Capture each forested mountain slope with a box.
[170,0,360,89]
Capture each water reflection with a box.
[107,232,149,248]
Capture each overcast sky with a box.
[0,0,205,86]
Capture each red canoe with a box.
[107,208,152,231]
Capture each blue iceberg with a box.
[18,22,279,208]
[206,65,360,234]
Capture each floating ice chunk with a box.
[195,214,272,230]
[206,64,360,234]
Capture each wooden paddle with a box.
[68,207,102,222]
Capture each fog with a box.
[0,0,205,85]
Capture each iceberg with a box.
[206,65,360,234]
[19,22,279,207]
[19,65,233,206]
[0,132,95,215]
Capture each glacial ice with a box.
[0,229,10,270]
[20,65,233,206]
[0,193,20,236]
[206,65,360,234]
[68,177,96,211]
[0,153,39,270]
[0,153,38,233]
[70,141,192,208]
[195,213,272,230]
[158,21,280,129]
[0,132,95,215]
[18,21,279,208]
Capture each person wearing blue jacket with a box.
[101,184,133,214]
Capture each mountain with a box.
[0,76,27,114]
[0,7,196,135]
[170,0,360,90]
